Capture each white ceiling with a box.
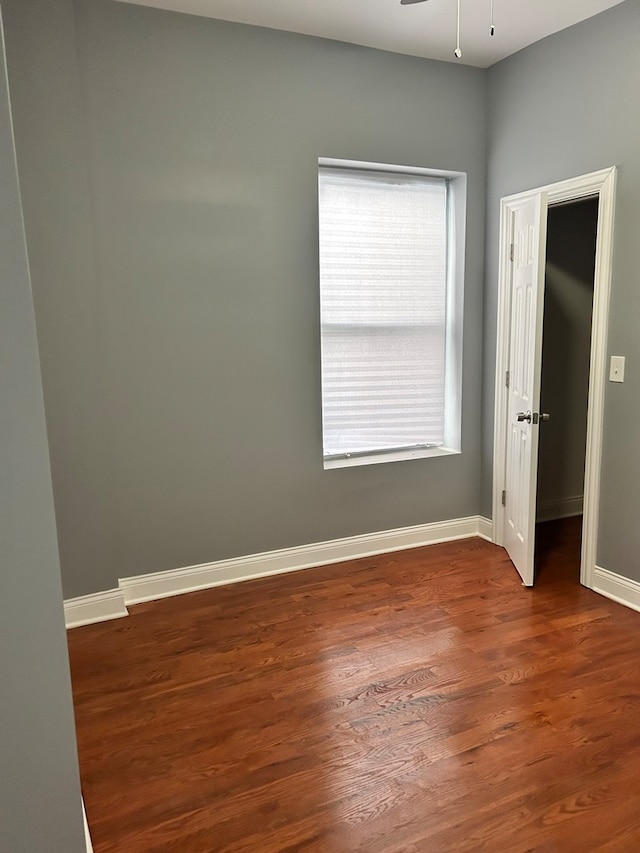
[116,0,627,68]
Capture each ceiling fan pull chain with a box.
[399,0,495,56]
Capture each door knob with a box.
[541,413,551,422]
[516,411,532,423]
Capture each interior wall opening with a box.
[535,196,599,584]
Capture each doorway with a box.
[536,197,598,583]
[492,167,617,590]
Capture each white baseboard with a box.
[64,588,129,629]
[65,516,494,622]
[593,566,640,614]
[477,516,493,541]
[82,799,93,853]
[119,515,492,606]
[536,495,583,523]
[63,520,640,625]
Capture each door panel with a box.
[504,194,548,585]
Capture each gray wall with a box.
[5,0,487,598]
[484,0,640,579]
[8,0,638,595]
[537,198,597,514]
[0,7,85,851]
[2,0,119,599]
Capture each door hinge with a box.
[501,489,506,507]
[510,243,514,262]
[505,370,510,389]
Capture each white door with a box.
[503,193,548,585]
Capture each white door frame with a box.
[492,167,617,589]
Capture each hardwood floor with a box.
[68,520,640,852]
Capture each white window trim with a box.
[324,445,459,470]
[318,157,466,470]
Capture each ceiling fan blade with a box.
[400,0,430,5]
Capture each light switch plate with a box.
[609,355,625,383]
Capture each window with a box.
[318,159,464,469]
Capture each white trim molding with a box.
[536,495,583,523]
[477,516,493,541]
[593,566,640,614]
[119,515,492,606]
[65,516,494,622]
[64,588,128,629]
[83,799,93,853]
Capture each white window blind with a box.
[319,166,448,461]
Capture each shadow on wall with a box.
[537,198,598,517]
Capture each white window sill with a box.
[323,445,460,470]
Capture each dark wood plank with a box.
[68,519,640,852]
